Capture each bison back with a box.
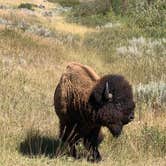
[54,62,99,119]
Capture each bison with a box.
[54,62,135,162]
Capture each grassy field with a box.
[0,0,165,165]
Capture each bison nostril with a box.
[129,114,134,121]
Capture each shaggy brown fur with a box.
[54,62,135,162]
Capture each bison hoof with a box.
[69,146,81,159]
[87,152,102,162]
[87,156,102,163]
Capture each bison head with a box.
[89,75,135,137]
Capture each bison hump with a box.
[57,62,99,105]
[67,62,100,82]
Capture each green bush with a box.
[67,0,112,27]
[73,0,111,16]
[111,0,124,14]
[18,3,37,10]
[126,0,166,37]
[67,0,165,37]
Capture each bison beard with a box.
[54,62,135,162]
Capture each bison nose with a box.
[128,114,134,121]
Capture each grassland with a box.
[0,0,165,165]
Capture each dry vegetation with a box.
[0,0,165,165]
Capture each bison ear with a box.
[89,81,113,109]
[105,82,113,101]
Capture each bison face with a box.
[97,102,124,137]
[113,97,135,126]
[89,75,135,137]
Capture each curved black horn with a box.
[105,82,112,100]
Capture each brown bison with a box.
[54,62,135,162]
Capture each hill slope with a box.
[0,0,165,165]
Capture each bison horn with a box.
[105,82,112,100]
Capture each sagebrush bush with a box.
[134,81,166,105]
[116,37,166,57]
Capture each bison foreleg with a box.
[83,128,103,162]
[59,122,80,158]
[88,147,101,162]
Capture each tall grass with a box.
[0,0,166,165]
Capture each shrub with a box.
[111,0,124,14]
[67,0,165,37]
[134,81,166,105]
[126,0,166,37]
[72,0,111,16]
[67,0,113,27]
[116,37,166,57]
[18,3,37,10]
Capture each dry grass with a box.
[0,0,55,7]
[0,1,95,36]
[49,15,95,36]
[0,0,165,166]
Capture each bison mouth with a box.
[108,124,122,138]
[122,113,135,125]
